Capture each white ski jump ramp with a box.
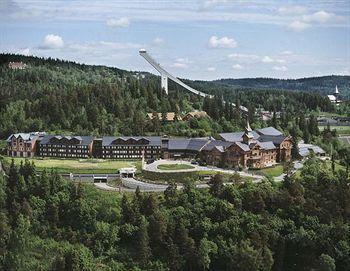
[139,49,248,112]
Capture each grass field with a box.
[157,164,195,170]
[318,112,347,118]
[260,165,284,178]
[2,157,141,174]
[318,125,350,135]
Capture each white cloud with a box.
[176,57,193,64]
[207,66,216,71]
[106,17,130,28]
[202,0,229,9]
[287,10,340,32]
[42,34,64,49]
[171,57,193,69]
[153,37,164,46]
[302,10,332,24]
[288,20,310,32]
[261,55,285,64]
[209,36,237,48]
[278,5,308,15]
[232,64,243,70]
[228,53,260,63]
[229,54,285,64]
[17,47,30,55]
[261,56,274,63]
[273,66,287,71]
[171,62,188,69]
[280,50,293,55]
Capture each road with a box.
[61,160,304,192]
[273,161,303,182]
[61,173,120,182]
[96,177,241,193]
[144,159,264,181]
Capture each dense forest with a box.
[0,158,349,270]
[0,54,338,139]
[210,76,350,99]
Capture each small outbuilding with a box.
[120,167,136,178]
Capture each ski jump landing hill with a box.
[139,49,248,113]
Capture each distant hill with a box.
[212,76,350,99]
[0,53,338,138]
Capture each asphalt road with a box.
[144,159,264,181]
[61,173,120,182]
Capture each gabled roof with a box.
[235,142,250,152]
[258,135,287,145]
[167,138,190,150]
[213,146,225,153]
[257,141,276,150]
[102,136,161,146]
[167,138,209,151]
[219,131,259,142]
[40,135,93,146]
[6,133,38,142]
[256,127,283,136]
[298,143,325,157]
[202,140,233,151]
[186,138,209,151]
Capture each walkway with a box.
[144,159,264,181]
[273,161,303,182]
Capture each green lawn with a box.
[157,164,195,170]
[2,156,141,174]
[318,112,346,118]
[318,125,350,135]
[260,165,284,178]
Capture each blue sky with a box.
[0,0,349,80]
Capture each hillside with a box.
[212,76,350,99]
[0,54,336,139]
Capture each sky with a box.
[0,0,349,80]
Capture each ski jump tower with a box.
[139,49,248,112]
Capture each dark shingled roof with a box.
[257,141,276,150]
[235,142,250,152]
[186,139,210,151]
[219,131,259,142]
[102,136,161,146]
[258,135,287,145]
[40,135,94,146]
[202,140,233,151]
[256,127,283,136]
[167,138,209,151]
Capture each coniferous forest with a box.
[1,54,347,139]
[1,54,350,271]
[0,159,349,270]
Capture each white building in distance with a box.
[327,86,342,104]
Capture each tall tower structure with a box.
[243,119,254,145]
[334,85,340,102]
[139,49,248,112]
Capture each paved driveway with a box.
[144,159,264,181]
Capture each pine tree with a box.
[135,216,151,265]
